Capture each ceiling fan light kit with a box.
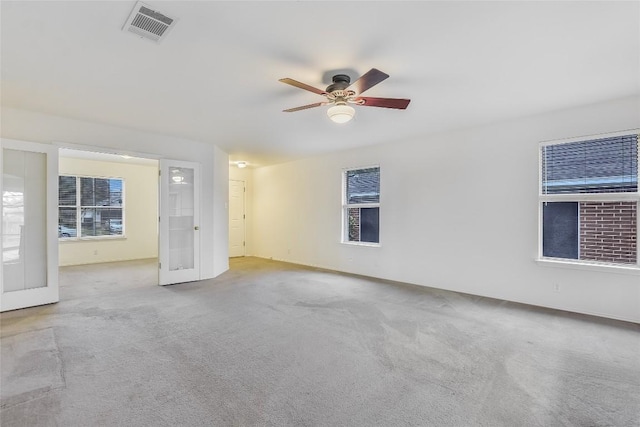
[280,68,410,123]
[327,104,355,123]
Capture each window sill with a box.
[341,241,381,248]
[59,236,126,243]
[536,258,640,275]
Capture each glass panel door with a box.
[159,160,200,285]
[1,140,58,312]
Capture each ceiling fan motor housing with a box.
[326,74,351,93]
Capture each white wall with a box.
[2,107,229,279]
[58,157,158,266]
[251,96,640,323]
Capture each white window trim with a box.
[538,128,639,148]
[341,165,381,246]
[537,130,640,269]
[536,257,640,275]
[59,174,126,240]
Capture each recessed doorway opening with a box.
[58,148,160,295]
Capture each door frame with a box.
[1,139,59,312]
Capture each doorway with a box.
[58,151,203,286]
[229,179,245,257]
[58,149,159,269]
[56,148,160,299]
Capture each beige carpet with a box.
[1,257,639,426]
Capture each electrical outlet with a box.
[93,250,98,256]
[553,283,561,292]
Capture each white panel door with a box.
[159,159,200,285]
[1,139,59,312]
[229,180,245,257]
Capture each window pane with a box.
[580,201,637,264]
[93,178,110,206]
[102,209,123,236]
[81,208,122,237]
[58,208,77,237]
[108,179,123,207]
[347,167,380,204]
[347,207,360,241]
[59,176,76,206]
[168,167,194,271]
[542,201,637,264]
[360,207,379,243]
[80,208,97,236]
[347,207,379,243]
[80,177,95,206]
[3,149,47,291]
[81,177,123,207]
[541,134,638,194]
[543,202,579,259]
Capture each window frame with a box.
[341,165,381,247]
[537,130,640,271]
[58,174,126,241]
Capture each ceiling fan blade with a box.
[279,78,326,95]
[283,102,327,113]
[348,68,389,95]
[357,97,411,110]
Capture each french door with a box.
[1,139,59,312]
[158,159,200,285]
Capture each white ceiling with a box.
[2,1,639,167]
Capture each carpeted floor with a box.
[1,257,639,426]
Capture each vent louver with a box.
[123,2,176,43]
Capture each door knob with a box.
[194,226,199,231]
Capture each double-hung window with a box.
[58,176,124,239]
[343,166,380,244]
[539,132,638,267]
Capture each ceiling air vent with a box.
[123,2,177,43]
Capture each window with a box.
[540,132,638,267]
[343,166,380,244]
[59,176,124,239]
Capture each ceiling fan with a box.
[279,68,411,123]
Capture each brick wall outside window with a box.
[348,208,360,241]
[580,202,637,264]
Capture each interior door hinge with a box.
[243,214,245,219]
[158,262,161,269]
[158,169,161,176]
[243,241,245,246]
